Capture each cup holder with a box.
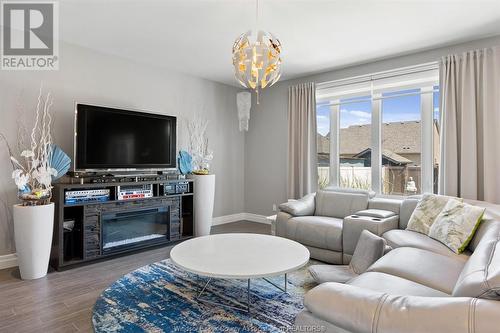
[351,215,360,218]
[372,218,382,221]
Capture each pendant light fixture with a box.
[232,0,282,104]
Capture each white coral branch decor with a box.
[186,117,213,174]
[5,87,55,206]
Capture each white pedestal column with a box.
[189,174,215,237]
[13,203,55,280]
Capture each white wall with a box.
[244,35,500,216]
[0,42,244,256]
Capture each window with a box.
[316,64,439,195]
[381,89,422,195]
[339,97,372,190]
[316,102,331,189]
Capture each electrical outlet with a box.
[272,204,277,212]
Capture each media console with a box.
[50,178,194,270]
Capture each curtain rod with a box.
[316,62,439,90]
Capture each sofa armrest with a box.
[275,211,292,237]
[278,193,315,216]
[304,283,500,333]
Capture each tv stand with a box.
[50,178,194,270]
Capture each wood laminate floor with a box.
[0,221,271,333]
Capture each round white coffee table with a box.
[170,233,310,312]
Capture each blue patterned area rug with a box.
[92,259,317,332]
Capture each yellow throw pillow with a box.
[406,193,462,235]
[428,199,485,254]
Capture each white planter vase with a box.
[13,203,54,280]
[188,174,215,237]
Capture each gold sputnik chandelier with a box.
[232,0,282,104]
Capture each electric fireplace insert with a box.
[101,205,169,253]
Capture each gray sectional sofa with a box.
[277,188,416,264]
[277,188,500,333]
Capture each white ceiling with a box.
[59,0,500,86]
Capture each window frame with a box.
[316,64,439,196]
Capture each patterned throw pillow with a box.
[406,193,461,235]
[428,199,485,254]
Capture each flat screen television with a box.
[74,104,177,171]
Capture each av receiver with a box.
[161,181,190,195]
[65,189,110,205]
[117,184,153,200]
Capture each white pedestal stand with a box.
[13,203,55,280]
[188,174,215,237]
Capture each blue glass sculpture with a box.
[178,150,193,175]
[49,144,71,180]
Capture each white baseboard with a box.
[243,213,270,224]
[0,253,17,269]
[212,213,247,226]
[212,213,270,226]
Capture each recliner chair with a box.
[277,188,405,264]
[277,189,373,263]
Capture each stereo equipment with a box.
[176,181,190,194]
[161,181,190,195]
[117,184,153,200]
[65,189,110,205]
[163,183,176,195]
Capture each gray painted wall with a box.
[244,35,500,216]
[0,42,244,256]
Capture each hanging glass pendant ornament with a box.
[232,0,282,104]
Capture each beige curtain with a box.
[287,82,318,199]
[439,46,500,203]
